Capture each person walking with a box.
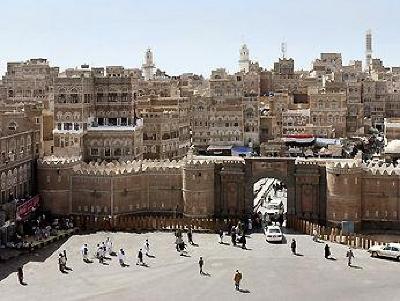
[17,266,25,285]
[325,244,331,259]
[97,244,104,264]
[187,227,194,245]
[118,249,126,267]
[136,249,144,265]
[278,214,284,228]
[291,238,297,255]
[346,248,354,266]
[101,242,107,258]
[198,257,204,274]
[241,234,247,250]
[106,237,114,256]
[62,250,72,271]
[218,230,224,244]
[234,270,242,291]
[144,239,150,256]
[231,227,237,246]
[59,253,66,273]
[81,243,90,263]
[312,227,319,242]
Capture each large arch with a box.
[243,157,326,223]
[244,157,295,217]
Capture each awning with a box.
[231,146,253,156]
[207,145,233,151]
[16,195,40,221]
[315,138,341,147]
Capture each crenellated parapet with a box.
[295,158,320,166]
[326,159,362,175]
[73,160,140,176]
[38,155,82,169]
[184,157,216,170]
[142,159,183,174]
[69,159,184,176]
[362,161,400,176]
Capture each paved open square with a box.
[1,231,399,301]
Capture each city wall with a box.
[37,155,400,231]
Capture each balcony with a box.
[88,120,142,132]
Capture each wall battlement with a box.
[326,160,362,174]
[37,155,400,229]
[362,162,400,176]
[38,155,81,168]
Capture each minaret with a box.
[142,48,155,81]
[281,42,287,59]
[239,44,250,73]
[365,30,372,73]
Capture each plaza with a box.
[1,231,399,301]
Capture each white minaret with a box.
[142,48,155,81]
[365,30,372,73]
[239,44,250,73]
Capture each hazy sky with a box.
[0,0,399,77]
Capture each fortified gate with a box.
[37,154,400,230]
[37,155,327,225]
[244,157,326,223]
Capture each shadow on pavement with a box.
[0,237,69,282]
[349,265,363,270]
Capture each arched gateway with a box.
[244,157,326,224]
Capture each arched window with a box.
[70,88,79,103]
[58,88,66,103]
[8,122,17,131]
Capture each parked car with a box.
[264,225,283,243]
[368,243,400,260]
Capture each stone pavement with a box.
[0,231,399,301]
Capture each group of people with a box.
[291,237,356,266]
[4,215,75,252]
[33,216,74,241]
[175,227,196,256]
[229,223,247,249]
[272,182,286,196]
[79,237,151,268]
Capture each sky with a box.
[0,0,399,77]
